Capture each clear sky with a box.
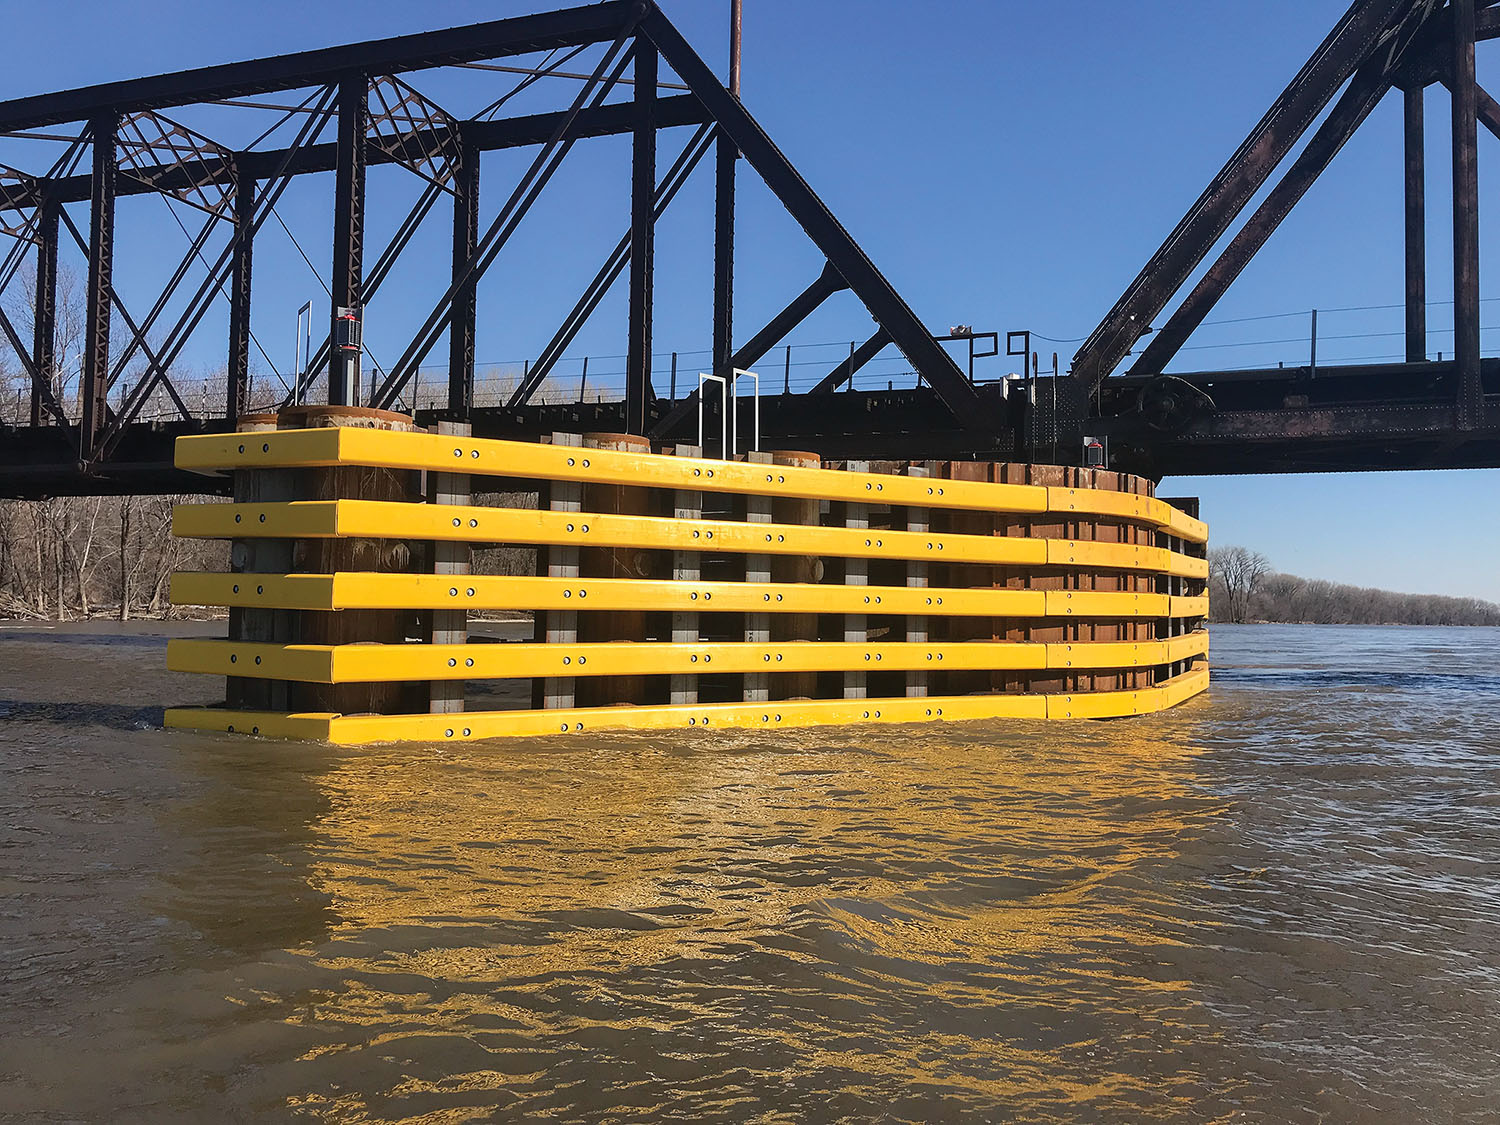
[1,1,1497,600]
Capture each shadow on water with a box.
[149,736,344,958]
[0,698,167,729]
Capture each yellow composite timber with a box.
[167,631,1210,683]
[163,666,1209,744]
[174,428,1210,543]
[170,571,1209,619]
[173,498,1210,578]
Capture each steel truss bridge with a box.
[0,0,1497,498]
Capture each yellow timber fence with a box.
[164,408,1209,744]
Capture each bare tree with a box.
[1209,545,1271,624]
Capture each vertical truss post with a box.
[81,112,117,457]
[626,38,657,435]
[448,138,479,417]
[330,75,368,407]
[1403,83,1426,364]
[1451,0,1481,426]
[31,192,59,428]
[227,166,255,423]
[712,134,735,385]
[713,0,741,385]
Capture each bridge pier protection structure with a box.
[165,429,1210,744]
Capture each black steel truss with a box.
[1070,0,1500,460]
[0,0,1000,498]
[4,1,1498,498]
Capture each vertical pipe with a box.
[226,167,255,423]
[81,112,116,458]
[1309,308,1318,378]
[728,0,742,96]
[1451,0,1482,426]
[330,75,368,407]
[31,193,58,428]
[1403,83,1427,364]
[626,40,657,434]
[842,460,869,700]
[670,351,677,399]
[448,138,479,417]
[783,344,791,394]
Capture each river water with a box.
[1,622,1497,1122]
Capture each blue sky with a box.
[2,1,1497,600]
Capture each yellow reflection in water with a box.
[267,706,1228,1118]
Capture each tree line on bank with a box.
[1207,545,1500,626]
[0,494,536,623]
[0,496,226,621]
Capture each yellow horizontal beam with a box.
[164,667,1209,744]
[170,571,1208,619]
[173,498,1211,577]
[174,428,1209,543]
[166,631,1209,683]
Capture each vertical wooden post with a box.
[842,460,869,699]
[905,463,930,697]
[671,443,702,706]
[281,405,419,715]
[541,432,582,710]
[579,432,652,706]
[771,450,821,699]
[428,420,471,714]
[743,450,773,701]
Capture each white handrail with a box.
[698,372,728,458]
[731,368,760,456]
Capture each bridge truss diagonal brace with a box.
[638,8,989,433]
[1069,0,1421,392]
[1129,0,1443,379]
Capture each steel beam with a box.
[1130,2,1436,377]
[448,139,479,416]
[4,96,709,214]
[626,40,657,434]
[1071,0,1417,391]
[1451,0,1483,427]
[226,166,255,422]
[81,112,117,458]
[712,130,735,380]
[31,194,58,427]
[810,328,892,394]
[330,76,367,406]
[1404,83,1426,363]
[0,2,636,131]
[507,123,714,409]
[640,8,985,429]
[371,26,638,411]
[645,262,849,439]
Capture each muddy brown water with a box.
[2,622,1497,1122]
